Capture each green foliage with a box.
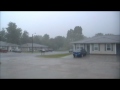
[73,26,83,41]
[95,33,104,37]
[0,28,7,41]
[94,33,114,37]
[33,35,42,44]
[1,22,89,50]
[21,30,29,44]
[65,26,85,50]
[5,22,22,44]
[105,33,114,35]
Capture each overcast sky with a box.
[1,11,120,38]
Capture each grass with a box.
[23,51,40,53]
[37,53,71,58]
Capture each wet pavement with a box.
[0,52,120,79]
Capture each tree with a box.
[67,29,74,42]
[105,33,114,35]
[83,35,88,39]
[43,34,49,40]
[63,38,70,50]
[66,26,85,50]
[21,30,29,44]
[33,35,43,44]
[73,26,84,41]
[28,36,32,43]
[54,36,65,50]
[48,38,56,49]
[95,33,104,37]
[42,34,50,45]
[6,22,22,44]
[0,28,7,41]
[67,26,84,42]
[1,23,87,51]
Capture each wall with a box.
[0,46,8,50]
[73,43,86,51]
[8,46,12,51]
[21,47,29,52]
[90,43,116,54]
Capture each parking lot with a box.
[0,51,120,79]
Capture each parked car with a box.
[48,49,53,52]
[45,49,53,52]
[12,49,22,53]
[69,49,73,53]
[73,48,87,58]
[39,49,45,52]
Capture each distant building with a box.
[0,41,20,51]
[20,43,48,52]
[0,41,49,52]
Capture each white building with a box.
[71,35,120,55]
[0,41,20,51]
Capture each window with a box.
[80,44,84,49]
[75,44,80,50]
[77,47,79,49]
[106,44,113,51]
[80,47,83,49]
[29,47,32,50]
[94,44,99,50]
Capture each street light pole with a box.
[0,11,1,65]
[32,34,33,53]
[32,33,36,53]
[0,11,1,80]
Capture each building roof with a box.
[72,35,120,44]
[21,43,48,48]
[0,41,8,46]
[0,41,19,46]
[7,43,19,46]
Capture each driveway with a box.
[0,52,119,79]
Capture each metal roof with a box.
[21,43,48,48]
[72,35,120,44]
[0,41,19,46]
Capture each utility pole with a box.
[32,34,33,53]
[0,11,1,80]
[0,11,1,65]
[32,33,36,53]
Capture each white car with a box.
[12,49,22,53]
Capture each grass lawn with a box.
[23,51,40,53]
[37,53,71,58]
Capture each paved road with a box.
[0,52,119,79]
[0,51,69,57]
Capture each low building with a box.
[0,41,20,51]
[21,43,48,52]
[71,35,120,55]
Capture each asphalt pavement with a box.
[0,51,119,79]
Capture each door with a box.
[87,44,90,54]
[116,44,120,55]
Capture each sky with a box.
[0,11,120,38]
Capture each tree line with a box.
[0,22,115,50]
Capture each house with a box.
[71,35,120,55]
[0,41,20,51]
[20,43,48,52]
